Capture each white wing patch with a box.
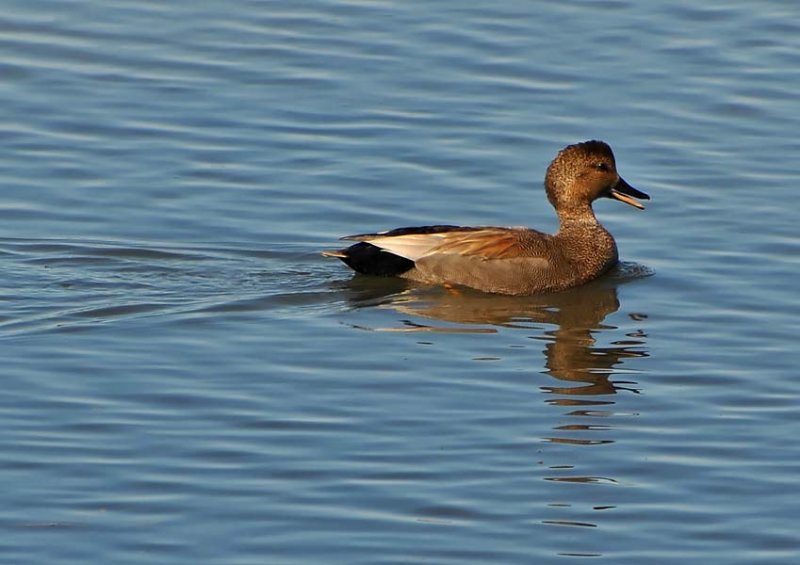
[366,233,448,261]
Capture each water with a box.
[1,1,799,563]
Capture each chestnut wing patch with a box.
[433,229,525,259]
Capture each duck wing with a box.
[344,226,528,261]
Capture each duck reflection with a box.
[342,265,649,448]
[339,266,650,544]
[341,265,649,405]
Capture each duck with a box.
[322,140,649,296]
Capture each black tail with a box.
[328,242,414,277]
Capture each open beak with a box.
[608,177,650,210]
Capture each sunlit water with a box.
[1,1,799,563]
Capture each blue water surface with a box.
[1,1,799,563]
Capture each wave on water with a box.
[0,238,343,338]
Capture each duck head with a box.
[544,140,649,215]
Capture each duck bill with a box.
[609,177,650,210]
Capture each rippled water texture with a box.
[1,1,799,563]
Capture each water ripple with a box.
[1,1,799,563]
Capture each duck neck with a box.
[554,204,618,280]
[556,204,601,231]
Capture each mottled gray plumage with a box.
[323,140,649,295]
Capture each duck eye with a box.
[595,162,609,172]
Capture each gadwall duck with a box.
[323,140,649,296]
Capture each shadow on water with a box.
[337,262,652,548]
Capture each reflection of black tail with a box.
[322,242,414,277]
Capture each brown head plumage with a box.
[544,140,621,213]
